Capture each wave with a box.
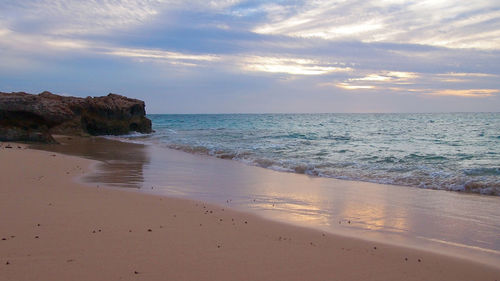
[464,167,500,176]
[144,141,500,196]
[111,111,500,197]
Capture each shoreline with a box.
[30,136,500,267]
[110,134,500,197]
[1,142,500,280]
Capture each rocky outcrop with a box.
[0,91,153,143]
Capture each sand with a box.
[1,143,499,281]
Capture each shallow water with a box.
[123,113,500,195]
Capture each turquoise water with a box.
[121,113,500,195]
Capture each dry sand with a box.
[1,143,499,281]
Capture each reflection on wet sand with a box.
[31,136,150,189]
[337,187,409,233]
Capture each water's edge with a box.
[30,136,500,268]
[112,112,500,196]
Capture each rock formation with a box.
[0,91,153,142]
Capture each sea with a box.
[118,113,500,196]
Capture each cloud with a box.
[0,0,163,35]
[0,0,244,36]
[104,47,220,66]
[327,69,499,99]
[425,89,499,97]
[336,83,375,90]
[253,0,500,50]
[349,71,418,82]
[240,56,352,75]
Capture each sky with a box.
[0,0,499,113]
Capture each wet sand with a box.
[1,142,500,280]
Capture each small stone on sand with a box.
[148,229,152,232]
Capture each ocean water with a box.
[121,113,500,195]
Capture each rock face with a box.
[0,91,153,143]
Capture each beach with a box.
[1,142,499,281]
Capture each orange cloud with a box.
[426,89,499,97]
